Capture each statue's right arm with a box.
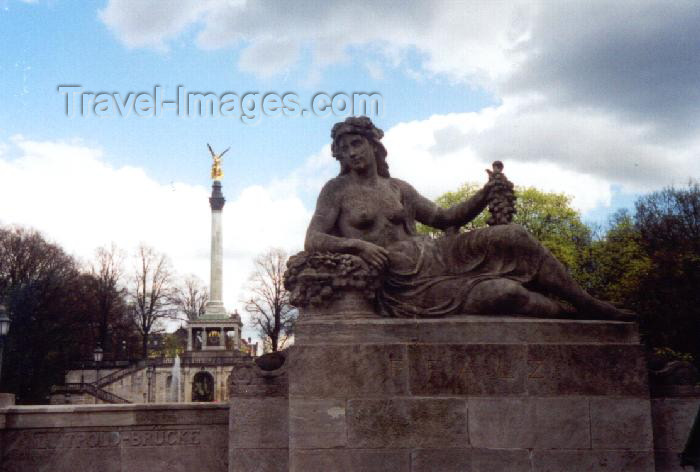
[304,180,356,253]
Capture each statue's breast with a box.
[342,185,406,231]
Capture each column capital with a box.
[209,181,225,211]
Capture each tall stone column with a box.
[203,181,227,318]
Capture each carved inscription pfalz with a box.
[388,357,405,380]
[527,360,545,379]
[409,345,530,395]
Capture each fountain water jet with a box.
[170,355,181,402]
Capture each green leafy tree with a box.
[581,210,651,303]
[419,183,593,277]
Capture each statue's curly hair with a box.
[331,116,390,177]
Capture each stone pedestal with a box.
[0,393,15,408]
[650,386,700,471]
[286,316,654,472]
[228,356,289,472]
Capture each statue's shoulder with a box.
[317,176,350,201]
[387,177,419,198]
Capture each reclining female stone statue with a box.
[285,116,634,321]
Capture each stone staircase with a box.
[57,382,131,404]
[95,360,146,388]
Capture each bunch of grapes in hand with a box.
[485,161,516,226]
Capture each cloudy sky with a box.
[1,0,699,336]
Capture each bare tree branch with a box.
[242,248,297,352]
[128,244,176,358]
[172,274,209,321]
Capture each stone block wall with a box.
[228,357,289,472]
[651,392,700,472]
[285,316,656,472]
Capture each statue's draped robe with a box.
[378,224,547,317]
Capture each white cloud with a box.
[381,111,614,214]
[98,0,213,50]
[294,103,695,216]
[97,0,700,194]
[385,78,696,206]
[99,0,528,84]
[0,137,310,334]
[99,1,700,140]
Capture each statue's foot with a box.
[580,298,637,322]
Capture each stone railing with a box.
[95,361,147,387]
[54,383,131,404]
[149,356,246,367]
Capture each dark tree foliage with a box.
[0,227,93,403]
[632,183,700,363]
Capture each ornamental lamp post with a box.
[93,345,103,387]
[0,304,11,384]
[146,365,153,403]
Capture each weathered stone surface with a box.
[346,398,467,448]
[411,448,531,472]
[590,398,654,450]
[469,397,590,449]
[409,344,526,395]
[295,317,639,346]
[1,424,228,472]
[4,408,133,429]
[0,405,230,472]
[2,403,227,429]
[289,398,346,449]
[290,449,410,472]
[408,343,648,397]
[531,450,655,472]
[0,442,122,472]
[652,398,700,451]
[0,393,15,408]
[228,356,288,398]
[120,434,227,472]
[526,344,648,396]
[230,449,288,472]
[295,318,419,345]
[289,344,408,397]
[654,451,691,472]
[229,397,288,449]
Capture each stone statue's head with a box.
[331,116,389,177]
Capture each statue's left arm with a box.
[396,179,490,230]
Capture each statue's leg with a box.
[464,279,565,317]
[533,247,634,321]
[488,225,633,321]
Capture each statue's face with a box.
[337,133,374,174]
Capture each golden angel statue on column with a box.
[207,143,230,181]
